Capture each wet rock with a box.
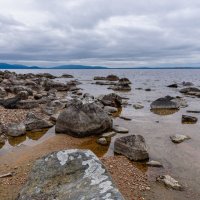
[36,73,57,79]
[112,125,129,133]
[95,81,116,85]
[101,131,116,138]
[182,115,198,124]
[17,149,124,200]
[0,96,21,109]
[170,134,190,143]
[171,97,188,108]
[186,110,200,113]
[55,100,112,137]
[156,175,183,191]
[24,112,53,131]
[49,113,60,123]
[114,135,149,161]
[110,78,131,91]
[94,76,106,80]
[6,122,26,137]
[97,137,108,145]
[106,75,119,81]
[16,100,39,109]
[133,104,144,109]
[182,81,194,87]
[146,160,163,167]
[167,83,178,88]
[119,115,132,121]
[180,87,200,95]
[145,88,151,91]
[150,96,179,110]
[11,86,33,96]
[43,79,70,91]
[60,74,74,78]
[99,93,122,108]
[104,106,118,113]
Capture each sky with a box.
[0,0,200,67]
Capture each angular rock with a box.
[112,125,129,133]
[133,104,144,109]
[99,93,122,108]
[55,100,112,137]
[182,115,198,124]
[170,134,190,143]
[24,112,53,131]
[114,135,149,161]
[156,175,184,191]
[150,96,179,110]
[6,122,26,137]
[17,149,124,200]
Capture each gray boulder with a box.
[55,100,112,137]
[0,96,21,109]
[17,149,124,200]
[150,96,179,110]
[99,93,122,108]
[24,112,53,131]
[6,122,26,137]
[114,135,149,161]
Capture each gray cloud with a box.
[0,0,200,67]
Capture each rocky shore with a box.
[0,70,200,200]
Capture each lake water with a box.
[1,69,200,200]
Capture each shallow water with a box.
[1,69,200,200]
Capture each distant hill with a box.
[52,65,107,69]
[0,63,40,69]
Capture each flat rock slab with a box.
[157,175,184,191]
[112,126,129,133]
[114,135,149,161]
[146,160,163,167]
[170,134,190,143]
[17,149,124,200]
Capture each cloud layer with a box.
[0,0,200,67]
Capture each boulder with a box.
[156,175,183,191]
[43,80,70,91]
[99,93,122,108]
[17,91,29,100]
[180,87,200,96]
[24,112,53,131]
[150,96,179,110]
[55,100,112,137]
[16,100,39,109]
[106,75,119,81]
[182,81,194,87]
[170,134,190,143]
[17,149,124,200]
[6,122,26,137]
[0,96,21,109]
[182,115,198,124]
[114,135,149,161]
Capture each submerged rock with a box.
[0,96,21,109]
[17,149,124,200]
[114,135,149,161]
[55,100,112,137]
[156,175,184,191]
[150,96,179,110]
[170,134,190,143]
[24,112,53,131]
[182,115,198,124]
[6,122,26,137]
[146,160,163,167]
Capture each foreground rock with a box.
[17,149,124,200]
[55,100,112,137]
[182,115,198,124]
[24,112,53,131]
[0,96,21,109]
[156,175,184,191]
[114,135,149,161]
[6,122,26,137]
[150,96,179,110]
[170,134,190,143]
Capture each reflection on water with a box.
[78,137,109,157]
[1,129,49,149]
[151,109,179,115]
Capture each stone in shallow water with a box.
[146,160,163,167]
[133,104,144,109]
[182,115,198,124]
[119,115,132,121]
[170,134,190,143]
[112,125,129,133]
[114,135,149,161]
[156,175,184,191]
[17,149,124,200]
[6,122,26,137]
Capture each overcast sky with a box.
[0,0,200,67]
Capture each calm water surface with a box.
[1,69,200,200]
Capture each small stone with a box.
[182,115,198,124]
[157,175,184,191]
[97,137,108,145]
[119,115,132,121]
[113,125,129,133]
[146,160,163,167]
[101,131,116,138]
[133,104,144,109]
[170,134,190,143]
